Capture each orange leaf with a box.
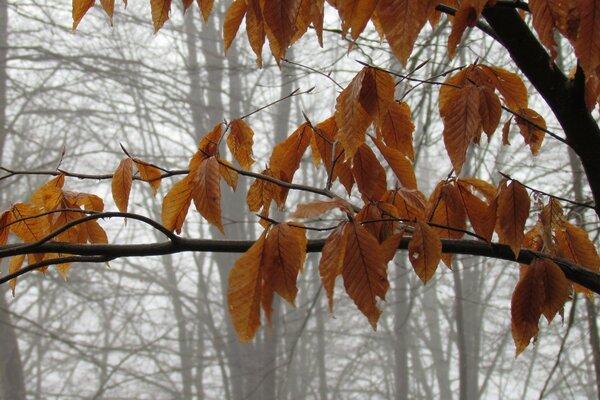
[352,143,387,201]
[228,231,266,342]
[375,0,433,65]
[428,181,467,240]
[457,180,495,241]
[440,84,481,174]
[335,68,373,158]
[536,258,570,323]
[31,174,64,210]
[10,203,50,263]
[371,136,417,189]
[511,260,544,356]
[246,168,279,212]
[529,0,569,60]
[192,156,223,233]
[290,198,354,219]
[573,0,600,80]
[320,223,348,312]
[246,0,266,66]
[197,0,214,22]
[556,221,600,294]
[479,65,529,110]
[447,0,487,58]
[198,123,224,158]
[150,0,172,32]
[73,0,95,31]
[269,123,311,184]
[342,222,389,329]
[261,0,302,62]
[312,116,354,193]
[100,0,114,24]
[8,255,26,296]
[515,108,546,155]
[338,0,378,39]
[227,119,255,169]
[378,101,415,160]
[0,211,12,246]
[224,0,247,52]
[161,174,194,234]
[478,86,502,139]
[408,220,442,283]
[83,220,109,244]
[263,223,307,305]
[133,158,162,196]
[382,188,427,221]
[359,67,395,129]
[219,159,239,191]
[111,158,133,213]
[496,180,530,257]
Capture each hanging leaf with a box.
[320,223,348,312]
[352,143,387,201]
[228,231,267,342]
[8,255,26,296]
[556,221,600,294]
[227,119,255,169]
[378,101,415,160]
[440,84,481,174]
[408,220,442,283]
[133,158,162,196]
[371,136,417,189]
[337,0,378,39]
[246,0,266,66]
[573,0,600,81]
[529,0,569,60]
[496,180,530,257]
[261,0,302,62]
[447,0,487,58]
[263,223,307,305]
[335,68,373,158]
[161,174,194,234]
[112,158,133,213]
[192,156,224,233]
[358,67,395,129]
[197,0,214,22]
[100,0,115,24]
[224,0,248,52]
[150,0,172,32]
[375,0,433,65]
[342,222,389,329]
[290,198,354,219]
[73,0,96,31]
[219,159,239,191]
[515,108,546,155]
[511,261,544,356]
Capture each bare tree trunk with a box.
[0,3,26,399]
[316,296,327,400]
[394,264,410,400]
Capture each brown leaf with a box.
[515,108,546,155]
[112,158,133,213]
[378,101,415,160]
[73,0,95,31]
[263,223,307,305]
[290,198,354,219]
[219,159,239,191]
[161,174,194,234]
[261,0,302,62]
[100,0,115,24]
[0,211,12,246]
[556,221,600,294]
[408,220,442,283]
[338,0,378,39]
[192,156,223,233]
[224,0,248,52]
[447,0,487,58]
[375,0,433,65]
[573,0,600,80]
[227,119,255,169]
[536,258,570,322]
[269,123,312,185]
[382,188,427,221]
[352,143,387,201]
[342,222,389,329]
[8,255,26,296]
[150,0,172,32]
[198,123,224,158]
[335,68,373,158]
[133,158,162,196]
[359,67,396,129]
[83,220,109,244]
[478,86,502,140]
[428,181,467,240]
[246,169,279,212]
[496,180,530,257]
[312,116,354,193]
[197,0,214,22]
[511,261,544,356]
[440,84,481,174]
[10,203,50,263]
[456,180,495,241]
[228,231,266,342]
[529,0,569,60]
[320,223,348,312]
[371,136,417,189]
[479,65,529,110]
[246,0,266,66]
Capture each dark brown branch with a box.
[1,237,599,295]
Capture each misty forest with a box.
[1,1,600,399]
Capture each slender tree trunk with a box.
[0,3,26,399]
[393,264,410,400]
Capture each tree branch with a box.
[1,237,599,295]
